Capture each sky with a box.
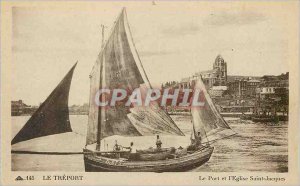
[11,2,293,105]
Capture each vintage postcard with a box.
[1,0,299,185]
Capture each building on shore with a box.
[209,86,228,98]
[196,55,227,89]
[246,79,261,97]
[227,78,247,98]
[162,54,288,115]
[212,55,227,85]
[176,77,195,89]
[69,103,89,115]
[175,55,262,100]
[255,73,289,115]
[11,100,32,116]
[176,55,228,93]
[227,77,261,98]
[11,100,90,116]
[256,73,289,100]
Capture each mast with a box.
[190,108,210,145]
[96,25,105,151]
[86,8,184,148]
[95,57,102,151]
[101,24,105,48]
[202,123,210,146]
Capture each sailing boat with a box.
[83,8,235,172]
[11,63,77,145]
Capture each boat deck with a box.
[83,146,214,172]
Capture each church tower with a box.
[213,55,227,85]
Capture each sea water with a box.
[11,115,288,172]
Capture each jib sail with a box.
[11,63,77,145]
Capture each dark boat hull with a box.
[83,146,214,172]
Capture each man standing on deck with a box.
[124,142,136,153]
[196,131,202,146]
[113,140,121,159]
[113,140,121,151]
[188,131,202,151]
[156,135,162,150]
[130,142,136,153]
[124,142,138,160]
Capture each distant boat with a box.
[11,63,77,145]
[83,8,235,172]
[240,114,252,120]
[251,115,279,123]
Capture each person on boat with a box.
[156,135,162,150]
[190,135,196,145]
[113,140,122,159]
[113,140,121,151]
[187,132,202,151]
[124,142,139,160]
[130,142,137,153]
[123,142,135,152]
[196,132,202,146]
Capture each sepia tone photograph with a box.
[1,0,299,185]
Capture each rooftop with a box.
[199,69,217,74]
[211,86,228,90]
[247,79,261,83]
[227,75,261,83]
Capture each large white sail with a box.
[191,78,235,143]
[86,8,184,146]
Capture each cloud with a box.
[139,50,175,57]
[203,11,267,26]
[161,22,200,36]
